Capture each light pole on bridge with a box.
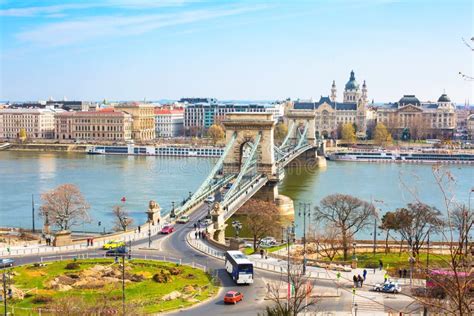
[298,202,311,275]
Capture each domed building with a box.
[375,93,456,139]
[294,70,369,138]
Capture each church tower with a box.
[361,80,368,102]
[330,80,337,102]
[343,70,361,103]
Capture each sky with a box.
[0,0,472,103]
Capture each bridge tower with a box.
[285,110,316,146]
[222,112,279,201]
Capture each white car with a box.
[260,237,277,247]
[205,196,215,203]
[373,282,401,294]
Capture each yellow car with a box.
[103,240,125,250]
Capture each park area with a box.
[1,259,218,315]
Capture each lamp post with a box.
[371,199,384,255]
[32,194,35,233]
[123,216,128,232]
[171,201,176,219]
[352,242,357,259]
[298,202,311,275]
[148,225,152,248]
[286,222,295,312]
[232,220,242,238]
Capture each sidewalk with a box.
[1,223,164,257]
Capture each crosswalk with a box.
[353,294,386,315]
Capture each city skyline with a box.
[1,0,473,102]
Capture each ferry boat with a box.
[327,150,474,164]
[87,144,224,157]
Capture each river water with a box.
[0,151,472,238]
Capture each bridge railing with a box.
[222,175,267,220]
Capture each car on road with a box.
[260,236,277,247]
[105,247,128,257]
[103,240,125,250]
[205,195,215,203]
[224,291,243,304]
[161,225,175,234]
[373,282,401,293]
[176,215,190,224]
[0,258,14,268]
[201,218,213,226]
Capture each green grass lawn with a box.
[329,252,452,275]
[1,259,217,315]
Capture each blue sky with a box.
[0,0,472,102]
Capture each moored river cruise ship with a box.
[327,150,474,164]
[87,144,224,157]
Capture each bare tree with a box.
[379,211,400,254]
[238,199,281,251]
[264,265,317,316]
[313,194,375,260]
[39,184,90,231]
[311,224,343,261]
[112,205,134,232]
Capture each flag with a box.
[121,197,126,203]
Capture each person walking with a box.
[379,259,383,271]
[193,223,197,230]
[384,272,389,283]
[195,231,198,239]
[403,269,407,278]
[398,269,402,279]
[363,269,367,281]
[198,230,202,239]
[138,226,141,233]
[353,275,358,287]
[260,249,264,259]
[358,274,364,287]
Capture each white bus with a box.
[225,250,254,284]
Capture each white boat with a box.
[87,145,223,157]
[328,150,474,164]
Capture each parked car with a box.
[373,282,401,293]
[161,225,175,234]
[103,240,126,250]
[176,215,190,224]
[205,196,215,203]
[106,247,128,257]
[260,236,277,247]
[0,258,14,268]
[224,291,243,304]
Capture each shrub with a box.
[152,270,171,283]
[65,262,80,270]
[169,267,181,275]
[32,295,53,304]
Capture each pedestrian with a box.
[194,223,197,230]
[398,269,402,279]
[260,249,264,259]
[87,238,90,247]
[138,226,141,233]
[265,250,268,260]
[353,275,358,287]
[379,259,383,271]
[403,269,407,278]
[198,230,202,239]
[90,238,94,246]
[358,274,363,287]
[384,272,389,283]
[195,231,198,239]
[114,256,119,264]
[363,269,367,281]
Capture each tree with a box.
[341,123,356,143]
[39,184,90,231]
[311,224,343,261]
[112,205,134,232]
[207,124,224,144]
[18,128,27,141]
[238,199,281,251]
[373,123,392,145]
[379,211,400,254]
[274,122,288,143]
[392,203,443,258]
[264,265,317,316]
[313,194,375,260]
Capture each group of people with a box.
[86,238,94,246]
[194,230,206,239]
[353,269,368,287]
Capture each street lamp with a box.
[352,242,357,260]
[123,217,128,232]
[232,220,242,238]
[285,222,295,311]
[371,199,384,255]
[170,201,176,219]
[298,202,311,275]
[148,225,152,248]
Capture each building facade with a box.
[467,114,474,140]
[55,109,132,141]
[293,70,368,138]
[0,108,58,139]
[115,103,155,141]
[184,101,282,135]
[376,94,457,139]
[154,108,184,137]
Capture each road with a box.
[7,201,421,315]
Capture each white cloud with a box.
[15,5,266,46]
[0,0,192,17]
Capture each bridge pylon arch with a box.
[285,110,316,146]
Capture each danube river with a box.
[0,151,473,237]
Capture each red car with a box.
[161,225,175,234]
[224,291,243,304]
